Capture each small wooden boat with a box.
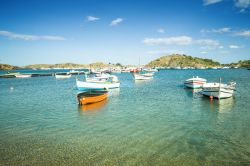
[85,73,111,83]
[77,90,108,105]
[55,73,71,78]
[184,76,207,89]
[76,79,120,91]
[15,74,32,78]
[201,79,236,99]
[133,73,153,80]
[76,75,120,91]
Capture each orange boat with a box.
[77,90,108,105]
[79,99,108,111]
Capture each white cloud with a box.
[219,45,224,49]
[143,36,193,45]
[235,0,250,10]
[234,30,250,37]
[157,28,165,33]
[196,39,220,49]
[201,27,231,33]
[86,16,100,22]
[213,27,231,33]
[203,0,250,12]
[0,30,65,41]
[203,0,223,6]
[143,36,220,50]
[110,18,123,26]
[202,28,250,38]
[200,51,208,54]
[147,50,185,55]
[229,45,240,48]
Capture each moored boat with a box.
[184,76,207,89]
[85,73,112,83]
[143,68,158,72]
[15,74,32,78]
[77,90,108,105]
[201,79,236,99]
[133,73,153,80]
[55,73,71,78]
[76,77,120,91]
[79,99,108,111]
[69,69,80,75]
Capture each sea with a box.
[0,69,250,165]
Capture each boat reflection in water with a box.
[78,99,108,112]
[134,79,152,85]
[208,97,235,113]
[184,88,203,99]
[108,88,120,97]
[217,97,235,113]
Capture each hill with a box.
[0,64,20,70]
[226,60,250,68]
[25,62,119,69]
[25,63,87,69]
[146,54,221,68]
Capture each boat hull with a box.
[77,90,108,105]
[134,74,153,80]
[15,74,32,78]
[202,88,234,98]
[55,74,71,78]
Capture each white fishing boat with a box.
[15,74,32,78]
[201,79,236,99]
[141,73,154,77]
[86,73,118,83]
[143,68,158,72]
[76,75,120,91]
[134,73,153,80]
[76,79,120,91]
[69,69,80,74]
[55,73,71,79]
[184,76,207,89]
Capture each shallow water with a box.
[0,69,250,165]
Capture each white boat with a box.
[55,73,71,79]
[112,69,122,73]
[201,80,236,99]
[86,74,118,83]
[134,73,153,80]
[86,77,107,83]
[141,73,154,77]
[69,70,80,74]
[15,74,32,78]
[143,68,158,72]
[76,79,120,91]
[184,76,207,89]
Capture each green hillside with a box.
[146,54,221,68]
[227,60,250,68]
[0,64,20,70]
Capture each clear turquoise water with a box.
[0,69,250,165]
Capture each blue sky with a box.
[0,0,250,66]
